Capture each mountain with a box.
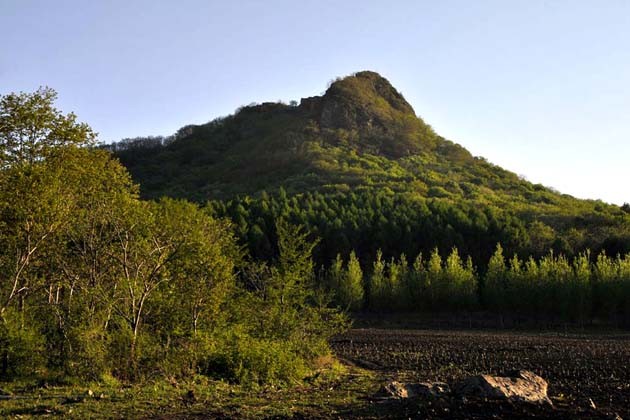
[109,71,460,200]
[107,71,630,265]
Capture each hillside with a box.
[108,71,630,265]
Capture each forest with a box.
[109,72,630,266]
[1,81,629,391]
[0,88,345,384]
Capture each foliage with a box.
[0,87,95,166]
[0,88,346,385]
[106,73,630,268]
[312,243,630,324]
[3,76,630,393]
[326,251,364,310]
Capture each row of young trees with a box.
[323,245,630,324]
[0,88,346,383]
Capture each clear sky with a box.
[2,0,629,204]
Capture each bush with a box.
[204,331,308,386]
[0,313,46,379]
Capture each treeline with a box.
[208,189,630,272]
[0,88,345,384]
[208,189,527,269]
[321,245,630,324]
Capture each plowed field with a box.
[331,329,630,419]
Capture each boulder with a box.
[377,381,450,399]
[454,370,551,406]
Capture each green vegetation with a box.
[1,72,630,411]
[320,244,630,324]
[0,88,346,386]
[207,188,628,274]
[104,71,630,326]
[0,362,374,419]
[107,71,630,267]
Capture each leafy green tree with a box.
[443,248,477,310]
[339,251,364,310]
[528,221,556,256]
[0,88,98,320]
[0,88,349,385]
[395,254,410,307]
[0,88,141,377]
[594,252,621,321]
[571,251,591,323]
[0,87,95,166]
[327,254,344,297]
[484,244,507,314]
[368,249,385,309]
[506,254,524,313]
[427,248,443,309]
[385,257,401,308]
[42,148,139,376]
[408,253,426,311]
[156,199,239,337]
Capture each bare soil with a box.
[331,329,630,419]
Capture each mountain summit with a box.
[104,70,559,203]
[303,71,416,129]
[299,71,438,157]
[110,71,469,200]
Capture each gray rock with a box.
[377,381,450,399]
[454,370,552,406]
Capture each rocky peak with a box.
[320,71,416,130]
[299,71,436,158]
[326,71,416,115]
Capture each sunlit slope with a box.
[109,71,630,260]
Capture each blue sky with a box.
[1,0,629,204]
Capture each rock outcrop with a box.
[377,370,552,407]
[300,71,438,158]
[453,370,552,406]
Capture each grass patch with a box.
[0,360,378,419]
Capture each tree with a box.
[327,254,344,296]
[339,251,363,310]
[0,89,98,320]
[0,87,95,167]
[40,148,139,375]
[571,251,591,322]
[427,248,443,308]
[484,244,507,313]
[527,221,556,256]
[368,250,385,309]
[0,88,347,384]
[443,247,476,310]
[0,88,141,377]
[408,253,426,310]
[152,199,239,337]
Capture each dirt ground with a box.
[331,328,630,419]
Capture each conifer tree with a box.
[369,250,386,309]
[427,248,443,309]
[484,244,507,312]
[340,251,364,310]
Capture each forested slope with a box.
[108,71,630,266]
